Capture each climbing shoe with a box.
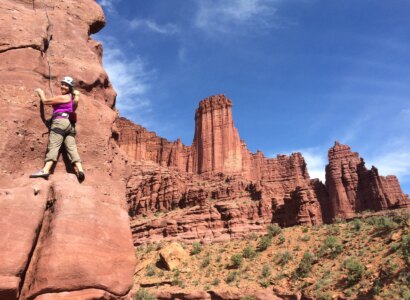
[78,171,85,183]
[29,170,49,179]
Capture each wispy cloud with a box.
[129,19,179,35]
[195,0,279,35]
[298,148,327,182]
[367,139,410,184]
[98,0,120,14]
[101,39,154,125]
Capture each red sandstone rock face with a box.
[116,96,409,244]
[325,141,410,220]
[0,1,135,299]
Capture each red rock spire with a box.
[192,94,243,175]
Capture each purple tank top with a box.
[53,95,73,118]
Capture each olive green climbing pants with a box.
[45,118,81,163]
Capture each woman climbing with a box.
[30,76,85,182]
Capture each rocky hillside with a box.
[131,210,410,300]
[114,95,409,245]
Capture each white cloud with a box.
[195,0,278,34]
[102,42,154,125]
[298,148,327,182]
[129,19,179,35]
[367,142,410,183]
[98,0,120,14]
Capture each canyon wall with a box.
[116,95,408,244]
[0,1,135,299]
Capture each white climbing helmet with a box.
[61,76,75,87]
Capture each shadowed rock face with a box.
[325,141,410,220]
[116,97,410,244]
[0,0,135,299]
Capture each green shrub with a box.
[343,257,364,285]
[212,278,220,286]
[226,271,238,283]
[134,288,156,300]
[242,245,257,259]
[230,254,243,268]
[367,216,398,231]
[300,234,311,242]
[277,234,285,245]
[275,251,292,266]
[191,242,202,255]
[267,224,282,237]
[350,219,362,232]
[261,263,271,278]
[295,252,316,278]
[257,235,272,252]
[319,236,343,258]
[302,227,309,233]
[145,264,156,277]
[201,256,211,268]
[401,234,410,265]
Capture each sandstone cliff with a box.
[0,1,135,299]
[115,95,409,244]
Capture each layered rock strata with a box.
[325,141,410,220]
[0,1,135,299]
[116,96,409,244]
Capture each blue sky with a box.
[95,0,410,194]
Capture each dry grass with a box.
[133,209,410,299]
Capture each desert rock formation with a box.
[0,1,135,299]
[115,95,409,244]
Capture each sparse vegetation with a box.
[260,263,271,278]
[134,288,156,300]
[343,257,364,285]
[257,235,272,251]
[133,210,410,300]
[267,224,282,237]
[401,234,410,264]
[201,256,211,268]
[230,254,243,269]
[226,271,238,283]
[242,244,256,259]
[319,236,343,258]
[295,251,316,278]
[274,251,292,266]
[191,242,202,255]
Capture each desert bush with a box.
[401,234,410,265]
[242,245,257,259]
[134,288,156,300]
[230,254,243,268]
[145,264,156,277]
[343,257,364,285]
[300,234,311,242]
[319,236,343,258]
[267,224,282,237]
[261,263,271,278]
[275,251,293,266]
[326,224,340,235]
[350,219,362,232]
[302,227,309,233]
[212,278,220,286]
[257,235,272,252]
[226,271,238,283]
[295,252,316,278]
[367,216,398,231]
[277,234,285,245]
[191,242,202,255]
[201,256,211,268]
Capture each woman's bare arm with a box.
[35,88,70,105]
[73,90,80,111]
